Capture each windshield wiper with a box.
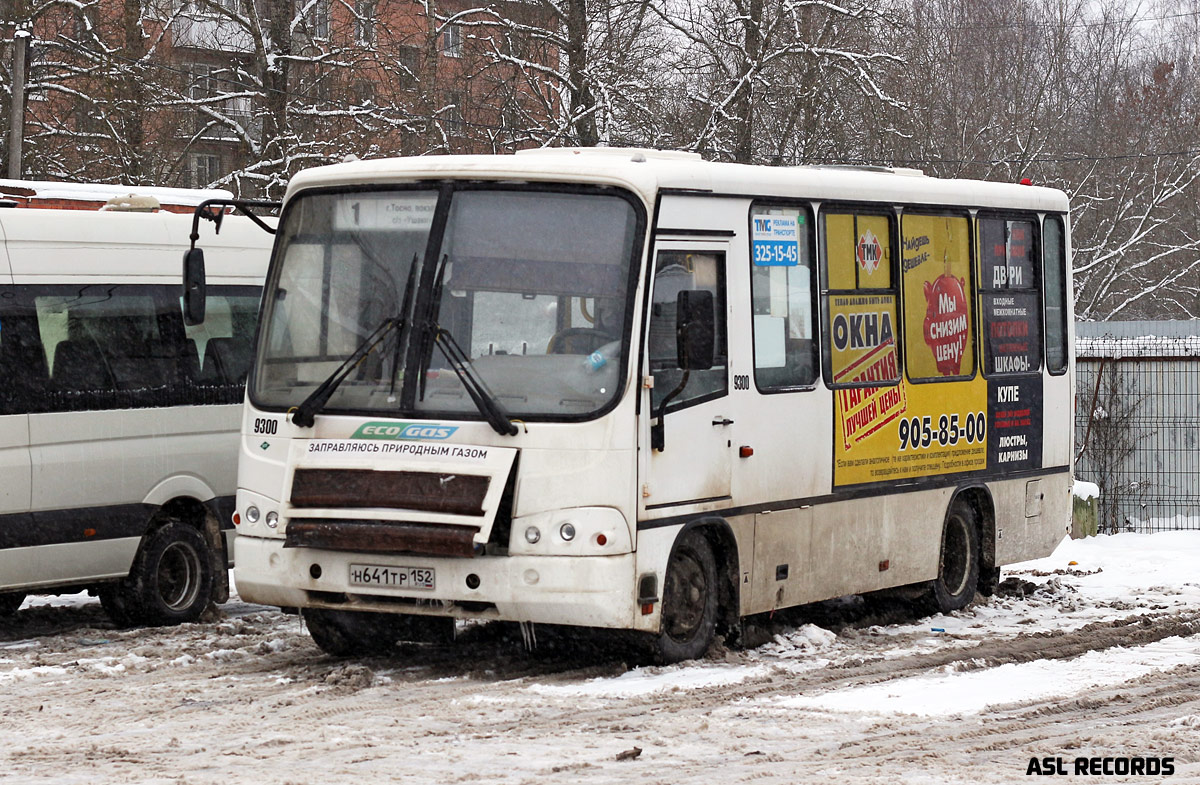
[429,325,519,437]
[413,253,517,437]
[292,316,404,428]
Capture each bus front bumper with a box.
[233,534,643,630]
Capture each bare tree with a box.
[651,0,902,163]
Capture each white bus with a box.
[0,201,272,625]
[225,150,1073,661]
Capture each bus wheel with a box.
[0,592,25,616]
[124,522,215,627]
[98,584,141,628]
[927,499,980,614]
[654,530,719,664]
[303,608,401,657]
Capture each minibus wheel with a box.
[105,521,215,627]
[654,530,719,664]
[98,585,140,627]
[927,499,980,614]
[0,592,25,616]
[302,608,402,657]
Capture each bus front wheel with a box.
[303,608,401,657]
[926,499,980,614]
[0,592,25,617]
[653,530,719,664]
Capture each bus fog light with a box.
[524,526,541,544]
[559,523,576,541]
[523,569,539,585]
[245,506,260,524]
[265,511,279,528]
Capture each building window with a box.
[187,62,217,102]
[442,23,462,58]
[355,0,376,45]
[444,94,464,135]
[183,0,240,15]
[306,0,329,39]
[353,80,376,106]
[397,45,420,89]
[190,153,222,187]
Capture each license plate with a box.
[348,564,435,590]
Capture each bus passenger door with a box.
[642,244,732,509]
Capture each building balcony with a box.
[172,13,254,53]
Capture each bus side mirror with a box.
[182,247,207,326]
[676,289,715,371]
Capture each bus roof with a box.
[284,149,1071,215]
[0,207,272,282]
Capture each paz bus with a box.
[216,149,1072,662]
[0,194,272,624]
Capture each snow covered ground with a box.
[3,531,1200,784]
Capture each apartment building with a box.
[2,0,556,194]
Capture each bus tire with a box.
[927,499,980,614]
[98,584,142,627]
[0,592,25,616]
[653,530,719,664]
[133,521,215,626]
[303,608,401,657]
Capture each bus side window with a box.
[649,250,727,411]
[36,286,177,405]
[900,213,974,381]
[1042,216,1068,374]
[183,287,262,391]
[750,206,816,390]
[0,290,49,415]
[978,215,1042,376]
[821,210,901,387]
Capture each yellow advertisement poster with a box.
[834,375,989,486]
[828,294,904,452]
[901,214,974,380]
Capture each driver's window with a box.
[649,250,727,411]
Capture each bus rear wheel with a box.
[653,530,719,664]
[303,608,403,657]
[926,499,980,614]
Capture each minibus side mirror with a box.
[676,289,715,371]
[182,247,207,326]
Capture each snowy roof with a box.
[1076,320,1200,358]
[0,178,233,206]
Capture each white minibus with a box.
[0,201,271,625]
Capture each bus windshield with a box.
[251,186,642,422]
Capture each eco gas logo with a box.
[352,422,458,441]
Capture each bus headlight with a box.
[265,511,279,529]
[245,506,261,524]
[510,508,631,555]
